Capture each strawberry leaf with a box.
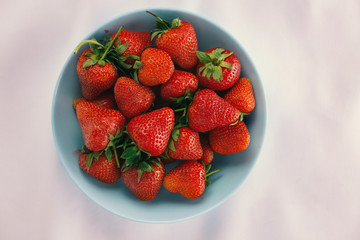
[124,151,141,166]
[212,48,225,58]
[205,164,212,173]
[147,11,185,40]
[82,59,97,68]
[137,161,156,182]
[86,153,94,170]
[139,161,152,172]
[151,30,164,40]
[84,52,94,58]
[137,169,144,182]
[98,59,105,66]
[197,48,234,81]
[81,145,92,154]
[171,128,180,141]
[121,146,139,159]
[168,139,176,152]
[109,129,121,141]
[151,158,163,168]
[105,148,112,161]
[118,59,132,69]
[93,151,102,159]
[221,52,234,60]
[206,67,213,80]
[89,38,102,55]
[132,60,144,70]
[115,42,129,56]
[196,51,212,64]
[212,67,221,81]
[219,61,232,69]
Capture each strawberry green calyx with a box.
[121,146,162,182]
[73,25,125,68]
[171,88,196,128]
[123,54,143,82]
[146,11,182,40]
[167,128,180,152]
[196,48,233,82]
[81,129,123,169]
[204,164,221,187]
[137,158,163,182]
[119,129,162,181]
[171,88,194,106]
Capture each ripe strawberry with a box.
[111,30,151,65]
[209,120,250,154]
[127,107,175,156]
[163,161,220,199]
[199,134,214,165]
[168,127,203,160]
[188,89,240,132]
[160,70,198,102]
[224,77,255,113]
[76,49,118,100]
[76,101,126,151]
[148,11,198,69]
[78,152,121,183]
[74,27,125,100]
[122,161,165,201]
[114,76,155,119]
[72,90,116,110]
[137,48,175,86]
[196,47,241,91]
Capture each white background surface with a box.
[1,0,360,239]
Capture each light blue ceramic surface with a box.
[51,8,266,223]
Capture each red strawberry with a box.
[127,107,175,156]
[199,134,214,165]
[138,48,175,86]
[72,90,116,110]
[163,161,219,199]
[76,49,118,100]
[188,89,240,132]
[168,127,203,160]
[196,47,241,91]
[76,101,126,151]
[209,120,250,154]
[114,76,155,119]
[122,161,165,201]
[224,77,255,113]
[74,26,126,100]
[111,30,151,65]
[148,11,198,70]
[160,70,198,102]
[78,152,121,183]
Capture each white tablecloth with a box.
[1,0,359,239]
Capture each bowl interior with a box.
[52,9,266,223]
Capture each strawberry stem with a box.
[100,25,124,61]
[113,147,120,168]
[73,39,104,54]
[205,169,221,178]
[146,11,170,29]
[173,107,187,113]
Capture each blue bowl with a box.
[51,9,266,223]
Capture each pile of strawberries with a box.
[72,11,255,201]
